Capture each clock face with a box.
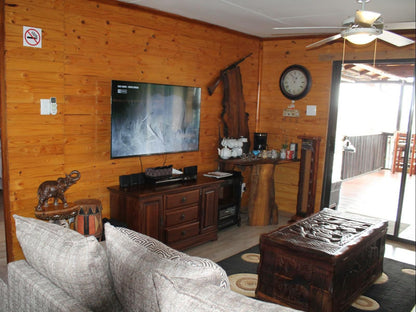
[279,65,311,100]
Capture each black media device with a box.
[119,173,146,188]
[119,175,131,188]
[183,165,197,180]
[130,173,145,186]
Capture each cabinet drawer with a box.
[165,222,200,243]
[166,189,200,209]
[165,206,199,227]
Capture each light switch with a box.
[40,99,50,115]
[40,97,57,115]
[306,105,317,116]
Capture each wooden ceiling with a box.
[342,63,415,82]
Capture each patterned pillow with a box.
[105,223,229,312]
[14,215,122,312]
[153,272,300,312]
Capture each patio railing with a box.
[341,133,389,180]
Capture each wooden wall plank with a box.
[260,35,415,214]
[3,0,414,262]
[3,0,260,261]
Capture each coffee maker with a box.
[253,132,267,150]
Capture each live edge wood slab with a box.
[256,208,388,312]
[34,203,79,221]
[218,158,298,226]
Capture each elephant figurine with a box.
[35,170,81,212]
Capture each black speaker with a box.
[119,175,131,188]
[119,173,146,188]
[183,166,197,180]
[130,173,145,186]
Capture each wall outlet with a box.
[306,105,317,116]
[241,182,246,195]
[283,108,300,117]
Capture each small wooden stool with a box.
[34,203,79,229]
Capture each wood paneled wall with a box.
[2,0,260,261]
[2,0,415,261]
[259,36,415,215]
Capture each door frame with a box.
[321,58,415,244]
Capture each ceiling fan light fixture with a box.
[341,27,382,45]
[355,10,381,26]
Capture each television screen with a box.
[111,80,201,158]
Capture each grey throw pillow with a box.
[153,272,301,312]
[14,215,121,312]
[105,223,229,312]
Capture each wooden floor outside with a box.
[337,169,415,242]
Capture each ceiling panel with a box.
[118,0,416,38]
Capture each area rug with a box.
[217,245,416,312]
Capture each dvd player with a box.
[147,174,184,185]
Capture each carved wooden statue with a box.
[208,53,252,147]
[35,170,81,211]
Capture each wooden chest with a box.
[256,208,388,312]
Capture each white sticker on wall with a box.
[23,26,42,48]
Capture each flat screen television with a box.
[111,80,201,158]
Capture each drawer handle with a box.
[181,230,187,236]
[180,214,186,220]
[181,196,187,203]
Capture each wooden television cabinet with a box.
[108,174,224,250]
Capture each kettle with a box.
[218,147,232,159]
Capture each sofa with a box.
[0,215,300,312]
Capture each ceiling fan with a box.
[275,0,415,49]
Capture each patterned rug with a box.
[217,245,416,312]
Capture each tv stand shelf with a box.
[108,175,223,250]
[217,171,242,230]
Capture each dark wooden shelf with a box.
[108,174,223,250]
[218,158,298,167]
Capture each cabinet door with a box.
[125,196,162,240]
[200,186,219,233]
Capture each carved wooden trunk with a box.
[256,208,388,312]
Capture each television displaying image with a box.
[111,80,201,158]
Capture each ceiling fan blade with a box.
[384,22,416,30]
[306,34,342,49]
[273,26,344,30]
[355,10,381,26]
[377,30,415,47]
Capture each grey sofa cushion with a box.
[153,272,301,312]
[0,275,8,312]
[14,215,121,312]
[105,223,229,312]
[8,260,91,312]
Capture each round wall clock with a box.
[279,65,312,100]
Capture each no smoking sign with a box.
[23,26,42,48]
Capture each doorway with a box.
[322,59,415,244]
